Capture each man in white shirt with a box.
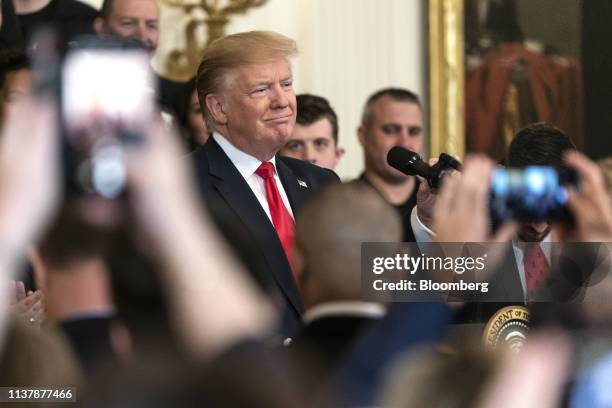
[491,123,576,303]
[192,31,339,337]
[413,123,578,318]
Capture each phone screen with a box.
[61,49,154,198]
[62,50,153,138]
[490,166,573,222]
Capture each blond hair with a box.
[196,31,298,129]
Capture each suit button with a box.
[283,337,292,346]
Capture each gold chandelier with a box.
[160,0,268,80]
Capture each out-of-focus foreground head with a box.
[0,320,82,388]
[295,182,402,308]
[382,347,499,408]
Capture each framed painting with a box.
[429,0,612,162]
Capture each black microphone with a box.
[387,146,435,179]
[438,153,462,171]
[387,146,462,189]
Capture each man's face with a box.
[1,68,32,123]
[99,0,159,52]
[518,221,552,242]
[280,117,342,169]
[218,58,296,160]
[359,97,424,184]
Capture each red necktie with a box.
[255,162,296,278]
[524,244,550,300]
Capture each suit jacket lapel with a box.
[506,245,526,301]
[276,157,309,212]
[204,140,304,314]
[488,244,525,303]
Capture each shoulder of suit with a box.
[277,156,340,182]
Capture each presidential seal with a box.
[482,306,530,353]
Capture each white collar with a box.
[513,231,552,248]
[513,231,553,261]
[303,301,386,324]
[213,132,278,179]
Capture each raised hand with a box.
[433,155,516,243]
[564,150,612,242]
[0,97,60,255]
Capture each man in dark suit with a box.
[477,124,579,317]
[192,31,339,337]
[418,123,583,324]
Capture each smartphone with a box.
[61,43,154,199]
[490,166,577,222]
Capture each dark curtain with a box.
[582,0,612,159]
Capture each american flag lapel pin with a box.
[298,179,308,188]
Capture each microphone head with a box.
[439,153,463,171]
[387,146,421,176]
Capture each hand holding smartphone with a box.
[490,165,578,223]
[61,45,154,199]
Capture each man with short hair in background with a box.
[93,0,189,132]
[356,88,425,241]
[93,0,159,53]
[280,94,344,170]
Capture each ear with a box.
[357,125,366,146]
[205,94,227,125]
[93,17,105,35]
[334,146,345,168]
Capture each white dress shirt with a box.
[410,206,552,301]
[410,206,435,243]
[213,132,295,224]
